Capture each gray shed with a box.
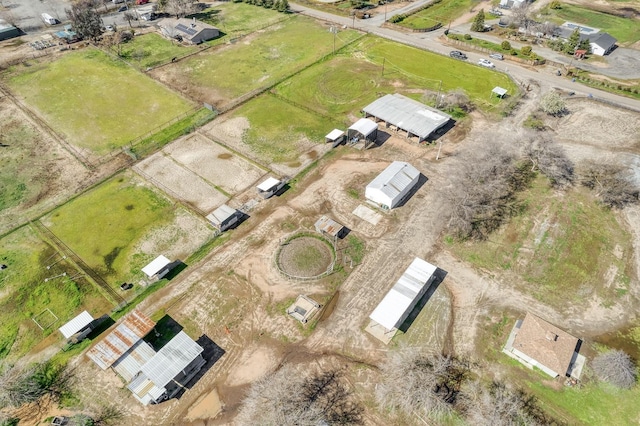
[206,204,240,232]
[0,19,20,41]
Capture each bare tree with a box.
[440,89,473,114]
[446,138,525,240]
[66,0,103,43]
[592,350,637,389]
[164,0,197,18]
[376,350,468,421]
[539,91,567,117]
[579,160,639,208]
[237,365,363,425]
[521,132,574,188]
[0,361,72,409]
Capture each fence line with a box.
[274,231,336,281]
[31,221,126,306]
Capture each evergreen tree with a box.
[471,9,485,32]
[578,38,592,54]
[564,28,580,53]
[277,0,289,12]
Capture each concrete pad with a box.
[352,204,382,225]
[365,320,396,345]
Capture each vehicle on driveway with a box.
[118,5,128,12]
[489,53,504,60]
[449,50,467,60]
[478,59,495,68]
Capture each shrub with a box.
[464,33,472,40]
[501,40,511,50]
[521,45,532,56]
[539,91,566,116]
[592,350,637,389]
[550,0,562,9]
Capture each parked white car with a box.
[478,59,495,68]
[489,53,504,60]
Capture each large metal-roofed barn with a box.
[0,19,20,41]
[87,310,156,370]
[127,331,205,405]
[112,340,157,382]
[157,18,219,44]
[58,310,94,339]
[363,94,451,142]
[369,258,438,331]
[365,161,420,210]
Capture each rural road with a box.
[289,2,640,112]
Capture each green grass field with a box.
[44,173,176,285]
[161,17,361,105]
[4,49,193,155]
[232,93,343,164]
[120,33,200,69]
[191,2,286,36]
[0,226,110,362]
[542,3,640,45]
[448,177,633,308]
[399,0,474,29]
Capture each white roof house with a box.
[58,311,94,339]
[370,258,438,331]
[362,94,451,142]
[206,204,239,231]
[365,161,421,210]
[128,331,205,405]
[141,255,172,280]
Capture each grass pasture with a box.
[0,226,110,362]
[231,93,343,164]
[151,17,361,106]
[42,173,177,286]
[190,2,286,37]
[542,3,640,45]
[120,33,200,69]
[399,0,474,30]
[3,49,193,155]
[448,177,633,308]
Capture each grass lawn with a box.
[399,0,473,29]
[541,3,640,44]
[3,49,193,155]
[190,2,286,36]
[0,226,110,362]
[346,36,518,109]
[447,176,633,308]
[44,173,176,286]
[162,17,361,105]
[232,93,343,164]
[120,33,200,69]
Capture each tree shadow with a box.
[397,267,448,333]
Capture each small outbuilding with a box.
[314,215,346,240]
[287,295,321,324]
[0,19,20,42]
[492,86,508,98]
[347,118,378,146]
[365,161,420,210]
[58,310,94,340]
[141,255,173,280]
[128,331,205,405]
[157,18,220,44]
[325,129,345,147]
[362,94,451,143]
[503,312,585,379]
[369,257,438,334]
[206,204,240,232]
[256,177,286,199]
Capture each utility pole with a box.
[381,57,385,76]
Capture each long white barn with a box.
[365,161,420,210]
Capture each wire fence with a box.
[274,231,336,281]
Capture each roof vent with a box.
[546,331,558,341]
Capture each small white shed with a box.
[256,177,286,199]
[365,161,420,210]
[325,129,345,147]
[347,118,378,144]
[141,255,173,280]
[58,310,94,339]
[206,204,240,232]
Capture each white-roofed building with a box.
[347,118,378,146]
[369,258,438,332]
[112,340,156,382]
[365,161,421,210]
[58,311,94,340]
[128,331,205,405]
[256,176,286,199]
[206,204,240,232]
[492,87,508,98]
[325,129,345,146]
[362,94,451,142]
[141,255,173,280]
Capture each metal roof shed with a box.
[206,204,239,232]
[142,255,172,279]
[369,258,437,331]
[347,118,378,143]
[365,161,420,210]
[112,340,156,382]
[58,311,94,339]
[362,94,451,142]
[492,87,508,98]
[314,215,345,239]
[257,177,285,199]
[87,309,156,370]
[325,129,345,146]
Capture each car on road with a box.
[478,59,495,68]
[449,50,467,60]
[118,5,128,12]
[489,53,504,60]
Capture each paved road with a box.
[289,3,640,112]
[4,0,74,33]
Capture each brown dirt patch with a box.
[277,236,334,278]
[218,153,233,159]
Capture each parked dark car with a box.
[118,5,128,12]
[449,50,467,60]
